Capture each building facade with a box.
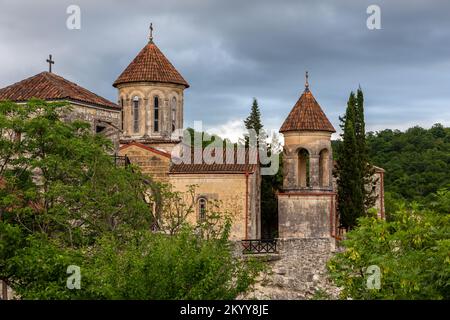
[0,71,122,150]
[0,29,384,244]
[277,78,337,240]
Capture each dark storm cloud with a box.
[1,0,449,140]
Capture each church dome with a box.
[280,74,335,133]
[113,40,189,88]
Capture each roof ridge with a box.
[0,72,119,109]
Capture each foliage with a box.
[86,225,262,300]
[0,100,262,300]
[1,224,263,300]
[244,98,263,136]
[242,98,282,238]
[260,154,282,239]
[184,127,232,148]
[0,99,151,243]
[355,88,377,210]
[328,189,450,299]
[366,124,450,203]
[335,92,364,229]
[335,89,378,229]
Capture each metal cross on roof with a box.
[305,71,309,91]
[46,54,55,73]
[149,23,154,43]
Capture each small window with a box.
[298,148,310,187]
[171,97,177,132]
[133,96,139,133]
[96,125,106,134]
[198,198,207,222]
[154,96,159,132]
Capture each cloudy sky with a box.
[1,0,449,141]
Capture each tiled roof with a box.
[119,141,171,158]
[0,72,119,109]
[170,145,258,174]
[280,89,335,133]
[113,41,189,88]
[119,138,181,145]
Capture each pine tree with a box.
[336,92,364,229]
[243,98,280,238]
[244,98,263,135]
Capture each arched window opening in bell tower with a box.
[298,148,310,187]
[154,96,159,132]
[133,96,139,133]
[319,148,330,187]
[171,97,177,132]
[198,198,207,222]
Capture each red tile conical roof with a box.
[0,71,118,109]
[113,41,189,88]
[280,88,335,133]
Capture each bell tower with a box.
[113,24,189,153]
[277,73,337,239]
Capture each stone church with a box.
[0,28,384,246]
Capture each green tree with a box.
[355,88,377,210]
[328,189,450,299]
[243,98,282,238]
[335,92,364,229]
[366,124,450,204]
[0,100,262,299]
[244,98,263,135]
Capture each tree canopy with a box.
[0,99,261,299]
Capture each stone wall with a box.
[278,193,335,239]
[0,281,15,300]
[242,238,340,300]
[169,172,260,240]
[117,82,185,141]
[119,144,171,182]
[64,101,122,152]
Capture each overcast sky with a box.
[1,0,449,141]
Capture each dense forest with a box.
[329,124,450,300]
[334,123,450,212]
[366,124,449,200]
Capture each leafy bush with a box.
[328,190,450,299]
[0,100,262,300]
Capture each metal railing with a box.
[241,239,277,254]
[111,154,131,167]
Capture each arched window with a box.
[298,148,310,187]
[171,97,177,132]
[198,198,207,222]
[319,149,330,187]
[133,96,139,133]
[154,96,159,132]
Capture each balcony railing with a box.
[111,154,131,167]
[241,239,277,254]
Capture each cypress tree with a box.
[355,88,377,211]
[336,92,364,229]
